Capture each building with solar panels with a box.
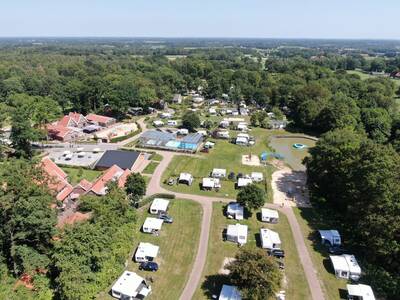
[139,130,203,153]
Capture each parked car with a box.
[139,261,158,272]
[157,212,173,223]
[268,249,285,259]
[328,245,347,255]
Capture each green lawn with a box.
[143,161,160,175]
[162,128,278,200]
[293,208,347,300]
[99,199,202,300]
[347,69,400,87]
[193,202,311,300]
[61,167,102,185]
[149,153,163,162]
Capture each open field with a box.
[61,167,102,185]
[347,69,400,87]
[293,207,347,300]
[161,128,278,200]
[98,199,202,300]
[193,202,311,300]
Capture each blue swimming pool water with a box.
[165,140,197,150]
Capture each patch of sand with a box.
[241,154,260,166]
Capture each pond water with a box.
[268,136,316,171]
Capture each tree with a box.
[227,248,282,300]
[361,108,392,143]
[125,173,146,205]
[236,184,265,212]
[182,111,201,132]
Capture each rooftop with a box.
[95,150,141,170]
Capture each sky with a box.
[0,0,399,39]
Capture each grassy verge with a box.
[293,207,347,300]
[149,153,163,162]
[193,202,311,300]
[143,161,160,175]
[61,167,102,185]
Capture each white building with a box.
[217,130,230,139]
[251,172,264,182]
[202,177,221,190]
[260,228,281,250]
[149,198,170,215]
[167,120,178,126]
[142,217,164,234]
[111,271,151,299]
[330,254,361,281]
[179,172,193,185]
[219,285,242,300]
[134,242,159,262]
[153,120,164,127]
[347,284,375,300]
[237,178,253,188]
[211,168,227,178]
[261,208,279,223]
[226,202,244,220]
[226,224,248,245]
[319,230,341,246]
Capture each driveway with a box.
[146,151,326,300]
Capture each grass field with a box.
[193,202,311,300]
[143,161,160,175]
[293,208,347,300]
[99,199,202,300]
[347,69,400,87]
[162,128,278,200]
[61,167,102,185]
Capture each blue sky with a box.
[1,0,399,39]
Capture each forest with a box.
[0,40,399,298]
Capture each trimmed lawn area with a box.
[193,202,311,300]
[61,167,102,185]
[162,128,278,200]
[99,199,202,300]
[149,153,163,162]
[143,161,160,175]
[293,208,347,300]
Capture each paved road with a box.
[146,151,326,300]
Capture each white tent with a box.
[330,254,361,281]
[347,284,375,300]
[319,230,341,246]
[261,208,279,223]
[219,284,242,300]
[251,172,264,182]
[226,224,248,245]
[202,177,221,190]
[179,173,193,185]
[111,271,151,299]
[149,198,170,214]
[134,242,159,262]
[226,202,244,220]
[212,168,227,178]
[142,217,164,234]
[237,178,253,188]
[260,228,281,250]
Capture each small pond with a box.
[268,135,317,171]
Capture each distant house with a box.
[58,112,88,128]
[219,285,242,300]
[95,150,143,170]
[40,157,73,202]
[347,284,375,300]
[260,228,281,250]
[172,94,183,104]
[226,223,248,245]
[134,242,159,263]
[226,202,244,220]
[86,113,116,127]
[330,254,361,281]
[88,165,130,196]
[111,271,151,299]
[46,124,82,142]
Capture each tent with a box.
[111,271,151,299]
[142,217,164,234]
[260,228,281,250]
[226,202,244,220]
[330,254,361,281]
[179,173,193,185]
[134,242,159,262]
[226,224,248,245]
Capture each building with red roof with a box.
[46,112,88,141]
[88,165,130,196]
[86,113,116,127]
[41,157,73,202]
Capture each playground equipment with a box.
[292,143,306,149]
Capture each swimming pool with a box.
[165,140,198,150]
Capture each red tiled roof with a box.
[47,124,73,138]
[41,157,67,181]
[56,184,73,201]
[41,157,72,201]
[118,169,131,188]
[57,112,86,128]
[77,179,93,191]
[86,113,115,124]
[90,165,128,195]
